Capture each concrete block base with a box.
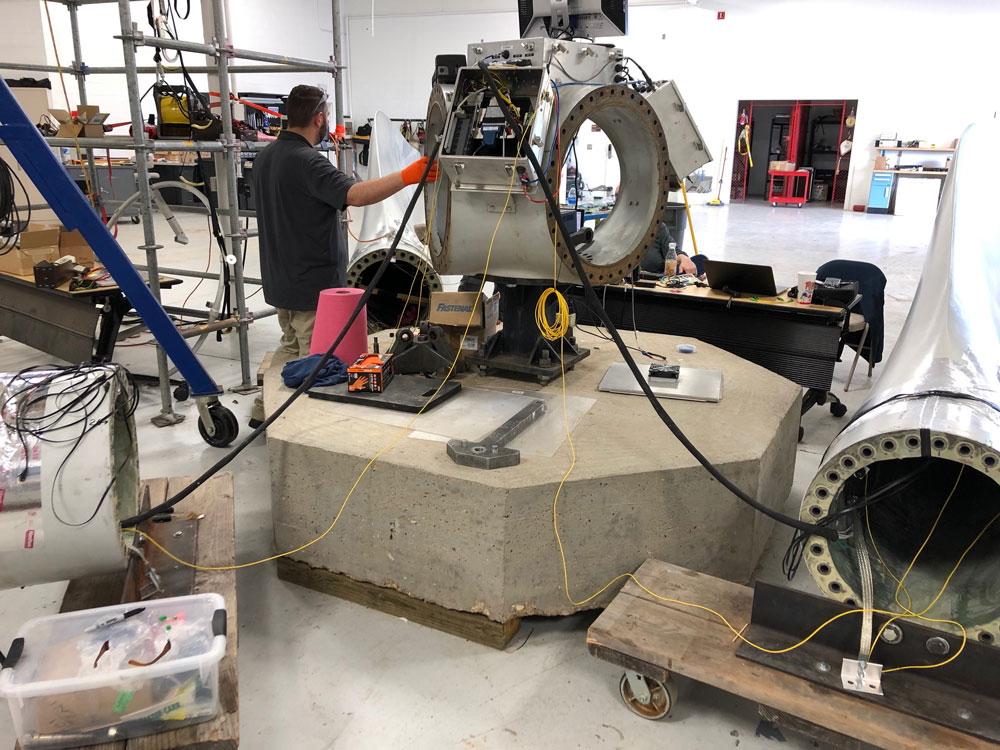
[265,330,801,623]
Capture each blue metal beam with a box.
[0,76,221,397]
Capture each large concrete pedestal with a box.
[265,330,801,622]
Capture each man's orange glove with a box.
[401,156,439,186]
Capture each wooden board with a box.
[587,559,997,750]
[276,557,521,650]
[17,474,239,750]
[641,282,845,313]
[256,351,275,386]
[0,270,180,297]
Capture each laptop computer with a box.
[703,259,779,297]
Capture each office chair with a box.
[816,260,887,391]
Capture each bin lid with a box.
[0,593,225,695]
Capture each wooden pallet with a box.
[276,558,521,650]
[16,474,239,750]
[587,559,997,750]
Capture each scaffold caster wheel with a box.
[131,216,140,224]
[173,382,190,401]
[618,671,676,720]
[830,401,848,418]
[198,404,239,447]
[799,425,805,442]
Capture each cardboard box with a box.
[429,291,500,354]
[77,105,109,138]
[769,160,797,172]
[874,155,888,171]
[48,105,109,139]
[0,227,61,276]
[59,228,97,266]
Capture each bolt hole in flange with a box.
[906,436,921,449]
[861,446,875,459]
[882,439,897,452]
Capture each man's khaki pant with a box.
[275,307,317,359]
[251,307,317,424]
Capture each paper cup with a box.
[797,271,817,305]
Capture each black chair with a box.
[816,260,887,391]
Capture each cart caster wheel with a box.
[771,202,777,207]
[618,672,676,720]
[798,425,805,442]
[797,203,803,209]
[198,404,239,447]
[173,382,190,402]
[131,216,141,224]
[830,402,848,418]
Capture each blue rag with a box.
[281,353,348,388]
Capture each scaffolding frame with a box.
[0,0,347,426]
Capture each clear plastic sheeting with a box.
[349,112,429,266]
[322,386,595,458]
[346,112,442,330]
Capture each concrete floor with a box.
[0,200,935,748]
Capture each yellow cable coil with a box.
[535,287,570,341]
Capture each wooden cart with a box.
[587,559,997,750]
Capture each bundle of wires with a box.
[1,364,138,527]
[781,461,936,580]
[0,154,31,255]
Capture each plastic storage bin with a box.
[0,593,226,749]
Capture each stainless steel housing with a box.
[424,38,709,284]
[801,122,1000,640]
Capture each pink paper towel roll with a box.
[310,287,368,364]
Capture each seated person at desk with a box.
[640,222,698,276]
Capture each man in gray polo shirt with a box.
[250,84,437,425]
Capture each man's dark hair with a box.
[286,85,326,128]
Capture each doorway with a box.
[730,99,858,207]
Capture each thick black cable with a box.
[119,142,442,528]
[1,155,31,255]
[477,60,836,542]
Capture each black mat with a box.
[308,375,462,412]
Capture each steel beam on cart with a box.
[0,76,222,398]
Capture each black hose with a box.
[119,143,441,528]
[477,60,835,542]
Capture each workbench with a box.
[0,270,180,363]
[587,559,995,750]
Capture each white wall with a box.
[338,0,1000,208]
[4,0,998,208]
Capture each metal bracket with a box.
[841,658,883,695]
[737,582,1000,742]
[150,410,185,428]
[195,396,217,437]
[625,672,652,705]
[388,323,457,376]
[447,398,546,469]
